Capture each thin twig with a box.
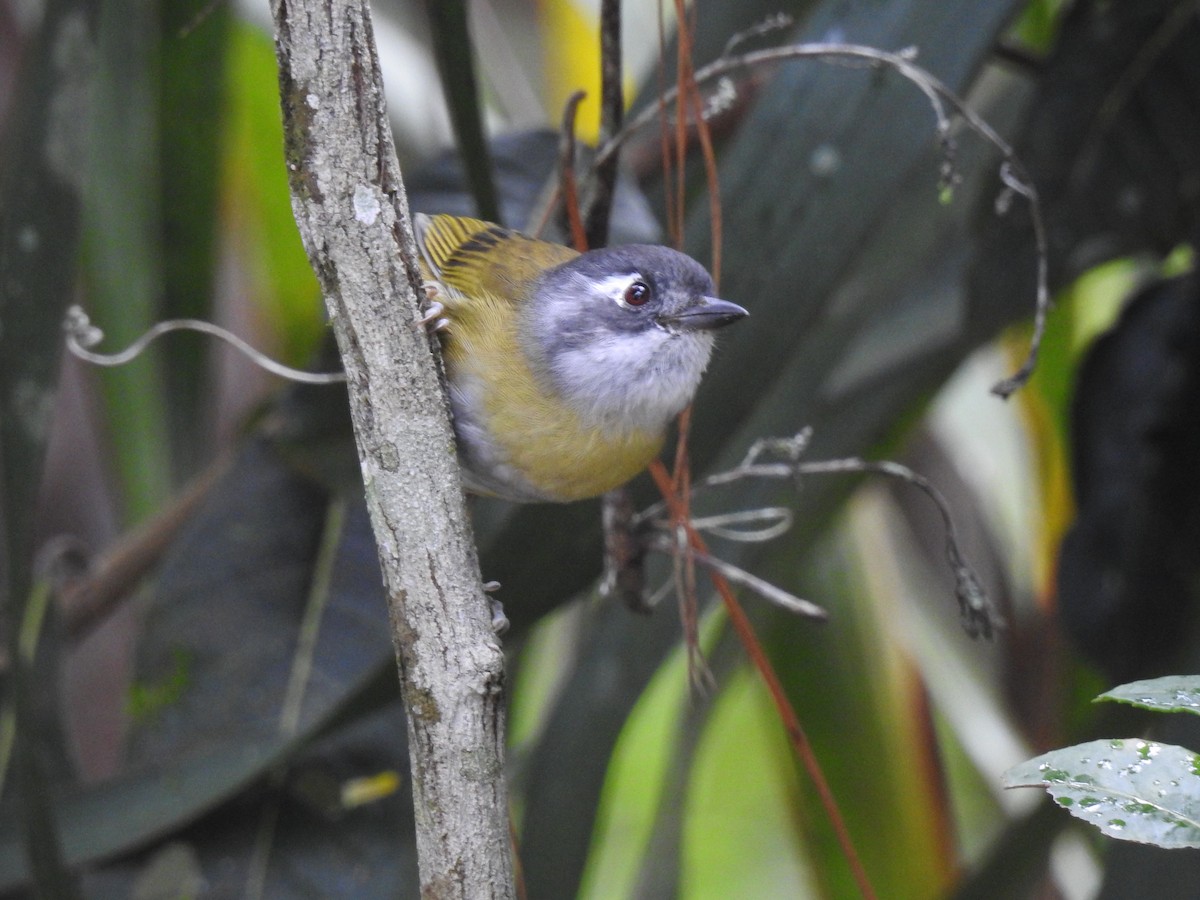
[645,534,826,620]
[988,163,1049,398]
[669,403,704,689]
[792,458,997,637]
[697,433,1001,638]
[639,427,1000,638]
[648,459,878,900]
[558,90,590,252]
[721,13,795,58]
[62,305,346,385]
[687,71,723,284]
[582,0,623,249]
[246,498,347,899]
[655,0,678,243]
[60,453,232,640]
[601,486,649,613]
[670,0,694,249]
[687,506,793,542]
[594,41,1051,395]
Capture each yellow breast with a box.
[415,213,666,501]
[442,290,662,502]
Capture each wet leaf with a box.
[1099,678,1200,717]
[1003,738,1200,849]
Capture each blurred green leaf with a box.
[424,0,498,222]
[763,530,954,898]
[1007,0,1068,53]
[83,0,172,522]
[158,0,230,476]
[1,0,97,890]
[682,669,815,899]
[222,21,324,366]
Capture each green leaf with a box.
[1003,738,1200,848]
[1097,678,1200,716]
[85,0,179,522]
[158,0,231,478]
[222,21,324,366]
[426,0,499,222]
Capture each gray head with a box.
[526,244,747,432]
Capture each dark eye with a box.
[623,280,651,307]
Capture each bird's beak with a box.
[660,296,749,331]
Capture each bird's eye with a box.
[623,280,651,307]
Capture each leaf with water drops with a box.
[1002,739,1200,848]
[1097,677,1200,716]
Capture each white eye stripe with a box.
[591,273,642,297]
[588,273,652,309]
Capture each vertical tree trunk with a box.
[269,1,515,896]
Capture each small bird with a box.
[414,213,747,503]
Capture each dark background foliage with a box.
[2,0,1199,896]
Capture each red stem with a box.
[648,459,878,900]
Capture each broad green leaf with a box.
[426,0,498,221]
[762,528,955,899]
[2,0,97,891]
[1003,739,1200,848]
[222,21,324,367]
[84,0,173,522]
[158,0,230,477]
[0,439,397,892]
[1007,0,1069,53]
[683,666,816,900]
[0,676,394,893]
[1098,678,1200,716]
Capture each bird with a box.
[413,213,747,503]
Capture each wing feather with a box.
[414,213,578,303]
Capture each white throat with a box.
[548,328,715,432]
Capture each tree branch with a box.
[268,0,514,896]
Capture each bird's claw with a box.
[418,284,450,333]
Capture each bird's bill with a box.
[660,297,749,331]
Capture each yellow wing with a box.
[414,213,578,303]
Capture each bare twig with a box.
[645,533,827,620]
[688,506,793,542]
[638,426,999,638]
[647,459,878,900]
[582,0,622,249]
[670,0,691,248]
[59,453,232,640]
[601,486,649,613]
[670,523,714,692]
[721,13,795,58]
[791,458,997,638]
[988,162,1049,398]
[701,432,1001,638]
[558,90,590,252]
[595,41,1051,396]
[655,0,678,243]
[63,305,346,385]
